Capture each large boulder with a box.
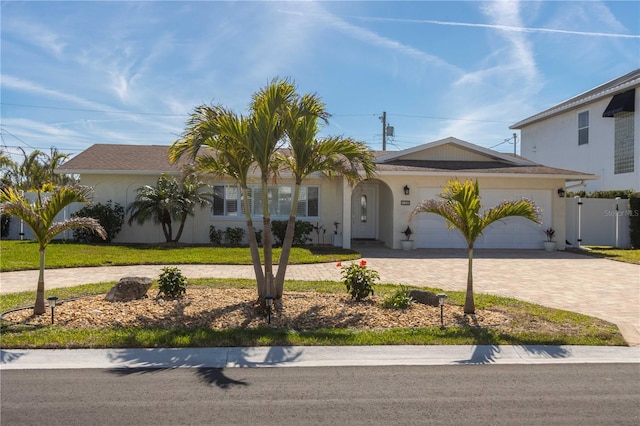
[408,290,440,307]
[104,276,153,302]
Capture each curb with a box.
[2,345,639,370]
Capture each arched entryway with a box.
[350,179,393,247]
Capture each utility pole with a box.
[513,132,517,156]
[380,111,387,151]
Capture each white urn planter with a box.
[543,241,557,252]
[332,234,343,247]
[400,240,414,251]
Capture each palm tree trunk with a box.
[464,245,475,314]
[174,214,187,243]
[242,186,265,292]
[260,179,273,298]
[34,247,46,315]
[274,183,301,298]
[161,209,173,242]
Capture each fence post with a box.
[615,197,620,248]
[576,196,582,248]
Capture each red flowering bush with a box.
[337,259,380,301]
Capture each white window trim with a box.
[212,184,320,219]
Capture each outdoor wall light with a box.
[557,188,565,198]
[403,185,410,195]
[437,293,446,328]
[47,296,59,325]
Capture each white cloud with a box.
[1,17,67,57]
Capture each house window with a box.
[578,111,589,145]
[212,184,319,218]
[360,195,367,222]
[614,111,635,174]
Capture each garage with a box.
[414,188,552,249]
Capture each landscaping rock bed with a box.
[3,287,511,330]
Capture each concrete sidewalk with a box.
[1,247,639,346]
[2,345,639,370]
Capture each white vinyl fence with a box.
[3,191,84,242]
[565,197,634,248]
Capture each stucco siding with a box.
[520,88,639,192]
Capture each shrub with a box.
[630,193,640,249]
[224,227,245,245]
[157,266,187,298]
[0,214,10,238]
[337,259,379,302]
[381,286,414,309]
[567,189,634,199]
[72,200,124,243]
[271,220,313,246]
[209,226,223,246]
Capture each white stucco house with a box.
[511,69,639,193]
[56,137,596,250]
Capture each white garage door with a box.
[414,188,552,249]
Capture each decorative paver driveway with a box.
[1,248,638,346]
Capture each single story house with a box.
[56,137,596,250]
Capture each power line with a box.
[1,102,187,117]
[388,112,514,124]
[3,103,517,125]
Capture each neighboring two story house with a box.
[511,69,639,193]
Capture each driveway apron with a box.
[1,248,638,346]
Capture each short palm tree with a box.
[127,174,210,243]
[410,179,540,314]
[0,185,106,315]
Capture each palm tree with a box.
[0,185,106,315]
[273,93,377,298]
[127,173,210,243]
[246,78,298,296]
[170,79,301,299]
[410,179,540,314]
[172,172,212,243]
[170,105,267,293]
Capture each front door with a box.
[351,184,377,239]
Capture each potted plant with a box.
[400,225,414,250]
[543,227,556,251]
[332,221,342,247]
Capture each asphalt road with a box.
[2,364,639,425]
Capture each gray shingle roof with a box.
[57,143,594,179]
[56,144,187,173]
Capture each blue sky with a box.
[1,1,639,162]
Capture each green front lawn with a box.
[576,246,640,264]
[0,240,360,272]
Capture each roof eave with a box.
[377,170,598,181]
[511,72,640,129]
[55,169,182,176]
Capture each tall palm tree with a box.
[127,173,209,243]
[273,94,377,298]
[410,179,540,314]
[170,105,267,293]
[246,78,298,295]
[170,79,302,299]
[0,185,106,315]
